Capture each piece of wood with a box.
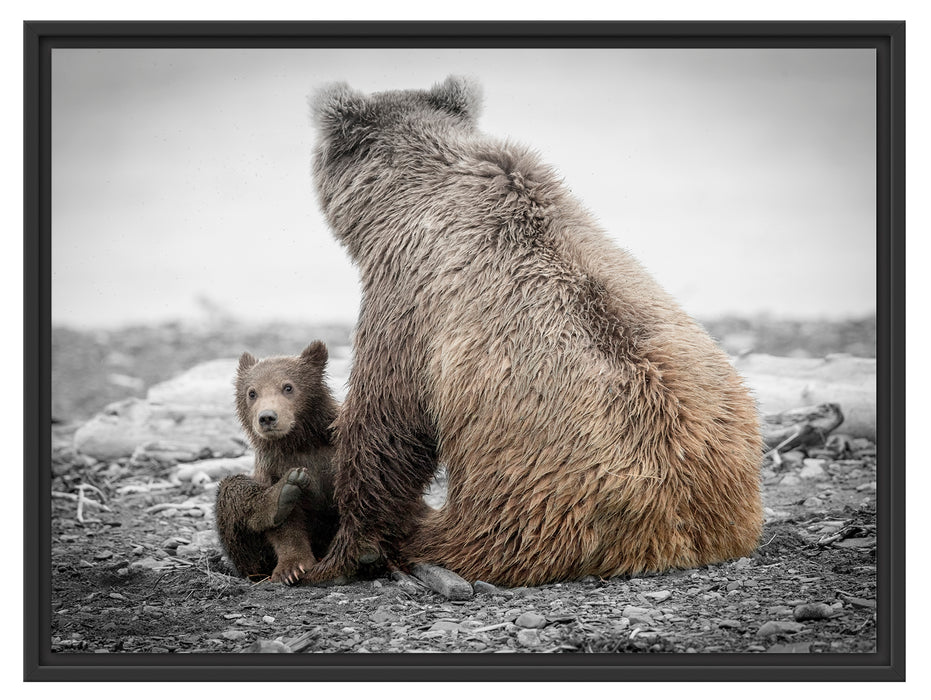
[761,403,845,450]
[734,353,876,439]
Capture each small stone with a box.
[473,580,501,595]
[767,641,811,653]
[793,603,834,621]
[725,581,741,592]
[516,628,541,648]
[780,474,801,487]
[514,612,547,629]
[221,630,248,641]
[842,596,876,609]
[799,460,827,480]
[757,621,805,637]
[735,557,753,570]
[856,481,877,492]
[718,619,742,628]
[371,608,396,624]
[836,537,876,549]
[622,605,654,626]
[128,557,164,572]
[160,537,187,552]
[245,640,292,653]
[262,615,275,624]
[642,590,672,602]
[410,563,473,600]
[802,496,823,508]
[175,543,201,559]
[781,450,805,465]
[428,620,461,633]
[93,550,114,560]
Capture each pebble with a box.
[735,557,753,570]
[245,640,292,653]
[781,450,806,465]
[221,630,248,641]
[757,621,805,637]
[129,557,164,572]
[516,628,541,648]
[514,612,547,629]
[793,603,834,621]
[780,474,801,487]
[799,460,828,480]
[621,605,655,626]
[802,496,823,508]
[371,608,396,624]
[836,537,876,549]
[410,563,473,601]
[767,641,811,654]
[473,580,501,595]
[428,620,461,633]
[642,590,672,602]
[175,543,201,559]
[262,615,275,624]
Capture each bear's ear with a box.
[310,82,372,150]
[300,340,328,367]
[238,352,258,375]
[426,75,482,123]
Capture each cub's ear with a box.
[310,82,372,151]
[238,352,258,375]
[300,341,328,367]
[427,75,482,123]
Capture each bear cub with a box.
[215,341,340,584]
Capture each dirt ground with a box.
[47,319,878,657]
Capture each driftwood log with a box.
[735,353,876,440]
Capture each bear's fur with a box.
[215,341,340,584]
[306,76,763,587]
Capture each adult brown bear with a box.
[306,76,763,587]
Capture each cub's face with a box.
[235,342,329,442]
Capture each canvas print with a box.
[49,47,877,656]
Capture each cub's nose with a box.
[258,410,278,429]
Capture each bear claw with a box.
[269,558,313,585]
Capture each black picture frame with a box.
[24,20,905,682]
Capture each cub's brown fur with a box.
[215,341,339,584]
[306,77,764,587]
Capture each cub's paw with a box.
[269,556,315,585]
[272,468,309,526]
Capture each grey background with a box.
[52,48,876,329]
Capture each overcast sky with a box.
[51,48,876,329]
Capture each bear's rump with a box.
[417,311,761,585]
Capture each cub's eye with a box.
[283,384,293,394]
[247,389,257,400]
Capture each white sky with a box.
[51,48,876,328]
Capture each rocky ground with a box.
[47,318,878,657]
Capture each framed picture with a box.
[25,20,905,681]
